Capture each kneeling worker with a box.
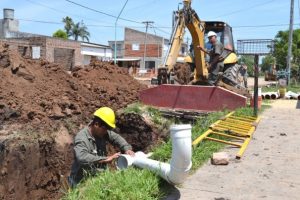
[68,107,135,187]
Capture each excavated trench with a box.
[0,44,165,199]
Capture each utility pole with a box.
[287,0,294,85]
[150,26,160,59]
[186,37,190,55]
[114,0,129,65]
[142,21,154,69]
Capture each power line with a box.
[215,0,276,18]
[150,25,171,36]
[19,19,62,25]
[24,0,109,24]
[18,19,140,28]
[18,19,300,29]
[124,0,159,12]
[233,23,300,28]
[65,0,143,24]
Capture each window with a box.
[132,43,139,51]
[145,61,155,69]
[117,44,122,51]
[112,44,122,51]
[32,46,40,59]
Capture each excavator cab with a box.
[204,22,234,51]
[204,21,238,65]
[186,21,237,68]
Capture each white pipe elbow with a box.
[116,124,192,185]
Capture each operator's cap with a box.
[207,31,217,38]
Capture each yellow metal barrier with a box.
[193,112,261,159]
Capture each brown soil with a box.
[0,44,146,126]
[0,44,164,200]
[173,63,192,84]
[116,113,169,152]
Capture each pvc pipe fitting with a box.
[116,124,192,185]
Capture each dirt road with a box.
[247,77,276,88]
[167,100,300,200]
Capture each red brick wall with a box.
[124,44,162,57]
[45,37,82,66]
[0,38,30,51]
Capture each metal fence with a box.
[236,39,274,55]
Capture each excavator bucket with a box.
[140,85,247,112]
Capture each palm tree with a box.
[62,16,74,37]
[71,21,90,42]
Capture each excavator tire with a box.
[222,64,245,88]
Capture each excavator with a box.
[140,0,249,112]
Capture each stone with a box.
[63,108,72,116]
[50,104,65,119]
[211,152,229,165]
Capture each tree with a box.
[52,29,68,39]
[261,55,276,72]
[239,55,255,77]
[62,17,90,42]
[70,21,90,42]
[273,29,300,78]
[62,16,74,37]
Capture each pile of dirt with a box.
[173,63,192,84]
[0,44,146,126]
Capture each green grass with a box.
[146,106,164,125]
[261,83,300,93]
[63,105,267,200]
[64,168,164,200]
[123,103,143,114]
[151,111,228,170]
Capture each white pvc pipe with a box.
[262,92,278,99]
[271,92,279,99]
[285,91,300,100]
[264,93,271,99]
[116,124,192,185]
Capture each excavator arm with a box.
[162,0,208,82]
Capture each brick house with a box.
[109,27,188,69]
[0,37,82,70]
[0,8,112,69]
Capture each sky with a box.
[1,0,300,46]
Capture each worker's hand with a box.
[196,45,203,50]
[100,152,120,163]
[207,64,211,71]
[125,150,135,157]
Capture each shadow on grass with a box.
[159,180,181,200]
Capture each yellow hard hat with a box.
[93,107,116,129]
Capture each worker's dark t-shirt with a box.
[209,41,224,75]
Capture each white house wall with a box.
[81,46,112,61]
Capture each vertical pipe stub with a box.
[170,124,192,137]
[116,124,192,185]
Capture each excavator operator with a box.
[197,31,224,85]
